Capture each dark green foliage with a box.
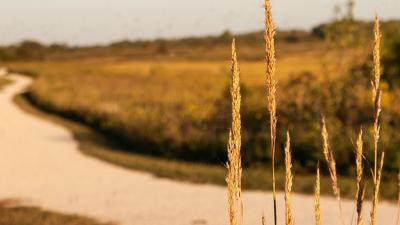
[382,34,400,88]
[0,28,319,62]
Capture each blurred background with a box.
[0,0,399,217]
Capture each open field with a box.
[5,48,338,168]
[5,55,396,167]
[6,51,327,167]
[2,21,399,220]
[6,45,398,201]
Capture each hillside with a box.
[1,20,399,62]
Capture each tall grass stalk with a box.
[371,15,382,186]
[355,129,364,225]
[315,164,321,225]
[264,1,278,224]
[223,4,391,225]
[226,39,243,225]
[321,117,344,225]
[369,15,385,225]
[369,152,385,225]
[284,132,293,225]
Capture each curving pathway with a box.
[0,73,397,225]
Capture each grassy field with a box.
[6,47,333,166]
[5,46,384,167]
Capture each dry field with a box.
[5,47,325,162]
[4,16,400,203]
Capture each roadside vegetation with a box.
[0,207,109,225]
[13,91,397,200]
[0,200,109,225]
[6,55,325,167]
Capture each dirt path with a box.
[0,73,396,225]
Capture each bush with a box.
[382,34,400,88]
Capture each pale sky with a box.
[0,0,399,46]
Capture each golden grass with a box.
[315,13,389,225]
[372,15,382,186]
[315,164,321,225]
[223,2,390,225]
[3,43,333,165]
[223,14,390,224]
[320,116,345,225]
[321,117,340,199]
[226,39,243,225]
[264,1,278,224]
[369,15,385,225]
[284,132,293,225]
[370,152,385,225]
[355,129,365,225]
[5,57,321,128]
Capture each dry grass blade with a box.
[284,132,293,225]
[369,15,385,225]
[369,152,385,225]
[355,129,364,225]
[226,39,243,225]
[321,116,344,225]
[315,164,321,225]
[371,15,382,185]
[264,1,278,224]
[321,117,340,199]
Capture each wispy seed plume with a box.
[226,38,243,225]
[355,129,365,225]
[369,15,385,225]
[284,132,293,225]
[264,1,278,224]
